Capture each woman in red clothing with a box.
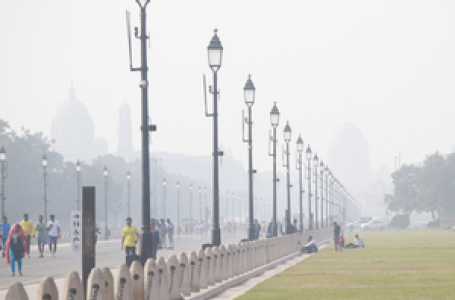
[5,224,27,276]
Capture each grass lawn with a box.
[236,230,455,300]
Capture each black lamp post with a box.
[283,122,292,233]
[269,103,280,236]
[176,182,180,236]
[313,154,319,229]
[76,160,81,211]
[241,74,256,240]
[126,0,155,264]
[103,166,109,240]
[305,146,312,230]
[319,160,324,229]
[127,171,131,217]
[296,135,304,233]
[206,29,223,247]
[0,146,6,218]
[162,178,166,220]
[42,154,48,223]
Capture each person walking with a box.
[333,221,343,252]
[167,219,174,249]
[121,217,139,256]
[1,217,11,258]
[6,224,27,276]
[47,214,60,258]
[159,219,167,249]
[150,219,160,259]
[254,219,261,240]
[20,214,34,258]
[35,215,47,258]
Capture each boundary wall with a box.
[5,228,333,300]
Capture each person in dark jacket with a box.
[333,221,343,252]
[150,220,160,259]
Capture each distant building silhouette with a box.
[116,102,134,161]
[50,83,108,163]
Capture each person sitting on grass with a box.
[346,234,365,248]
[301,235,318,253]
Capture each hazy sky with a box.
[1,1,455,174]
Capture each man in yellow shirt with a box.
[121,217,139,256]
[20,213,35,258]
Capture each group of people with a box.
[0,214,61,276]
[301,221,365,254]
[121,217,175,262]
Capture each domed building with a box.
[51,84,107,163]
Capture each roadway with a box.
[0,232,247,291]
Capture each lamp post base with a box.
[139,231,153,265]
[247,225,255,240]
[211,227,221,246]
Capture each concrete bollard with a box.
[220,245,228,280]
[5,282,28,300]
[204,248,215,286]
[242,243,248,273]
[115,264,133,300]
[179,252,191,296]
[167,254,181,300]
[102,267,114,300]
[227,244,234,278]
[37,277,59,300]
[196,250,206,290]
[237,243,243,274]
[87,268,105,300]
[62,271,83,300]
[248,241,255,270]
[130,261,144,300]
[144,258,159,300]
[157,256,170,300]
[212,246,221,283]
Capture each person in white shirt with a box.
[46,215,60,258]
[346,234,365,248]
[301,236,319,253]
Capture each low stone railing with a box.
[5,228,333,300]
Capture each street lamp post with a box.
[313,154,319,229]
[225,191,229,226]
[162,178,166,220]
[199,187,202,223]
[190,184,193,229]
[231,192,235,224]
[319,161,324,229]
[127,171,131,217]
[296,135,304,233]
[205,29,224,246]
[325,166,330,227]
[305,146,312,230]
[42,154,48,223]
[176,182,180,236]
[242,74,256,240]
[283,122,292,233]
[126,0,155,264]
[0,147,6,219]
[103,166,109,240]
[76,160,81,211]
[269,103,280,236]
